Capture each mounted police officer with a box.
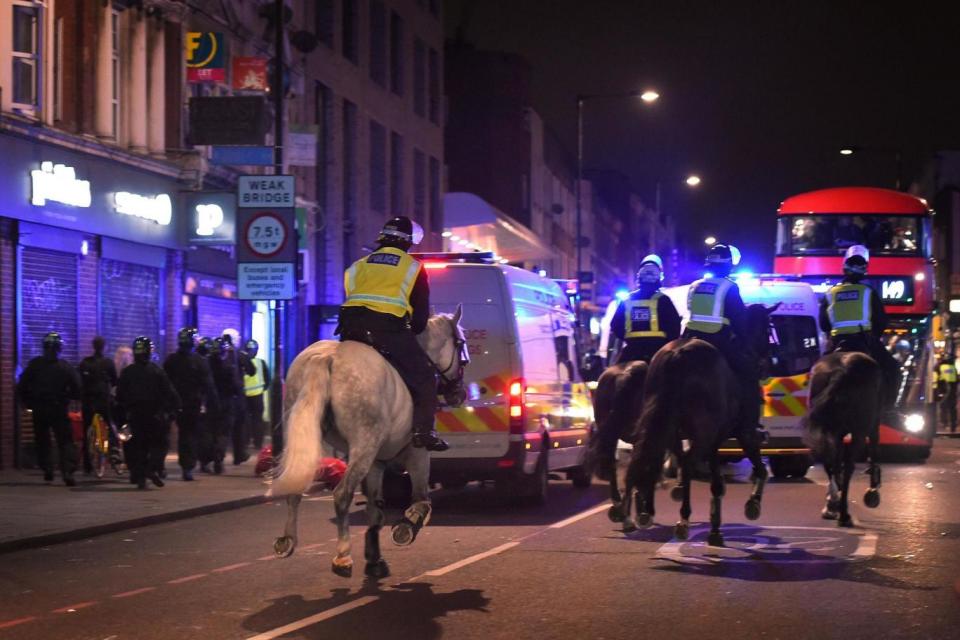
[163,328,219,481]
[337,215,448,451]
[242,339,271,451]
[610,254,682,364]
[819,244,900,409]
[683,244,765,446]
[116,337,180,490]
[17,332,82,486]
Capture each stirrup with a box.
[412,432,449,452]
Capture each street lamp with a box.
[685,174,702,187]
[576,88,659,287]
[704,235,717,246]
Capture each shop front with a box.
[0,131,184,466]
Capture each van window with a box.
[768,315,820,377]
[516,302,560,385]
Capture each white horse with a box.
[268,306,468,578]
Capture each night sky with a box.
[444,1,960,272]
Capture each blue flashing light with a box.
[704,271,715,279]
[615,289,630,302]
[537,269,547,278]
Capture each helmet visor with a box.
[410,221,424,245]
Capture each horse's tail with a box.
[627,349,680,487]
[268,352,331,497]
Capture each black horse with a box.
[622,304,777,545]
[805,350,883,527]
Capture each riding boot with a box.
[412,423,449,452]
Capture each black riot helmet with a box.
[377,216,424,251]
[208,336,227,360]
[132,336,153,363]
[704,243,740,278]
[177,327,199,352]
[197,336,213,357]
[244,339,259,357]
[42,332,63,359]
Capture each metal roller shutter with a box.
[100,259,161,358]
[20,247,79,365]
[197,295,242,339]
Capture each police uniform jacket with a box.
[18,356,82,412]
[684,276,747,342]
[117,361,181,420]
[611,285,682,360]
[77,354,118,405]
[163,351,219,413]
[339,246,430,335]
[819,275,887,340]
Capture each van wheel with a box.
[569,466,592,488]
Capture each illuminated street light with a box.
[704,236,717,246]
[686,175,702,187]
[839,148,854,156]
[640,90,660,103]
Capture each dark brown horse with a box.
[588,360,649,522]
[805,350,883,527]
[621,304,777,545]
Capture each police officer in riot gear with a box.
[242,339,272,451]
[77,336,119,473]
[18,332,82,486]
[684,244,765,446]
[610,254,682,364]
[163,328,219,481]
[222,330,255,464]
[207,337,243,473]
[116,337,180,490]
[819,244,900,409]
[337,216,449,451]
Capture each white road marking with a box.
[247,501,610,638]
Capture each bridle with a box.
[433,320,470,406]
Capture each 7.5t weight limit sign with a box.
[244,211,287,258]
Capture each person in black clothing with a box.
[77,336,119,474]
[222,331,255,464]
[337,216,448,451]
[610,254,682,364]
[17,332,82,486]
[207,337,242,473]
[116,337,181,490]
[163,327,219,481]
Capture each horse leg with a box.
[331,450,377,577]
[362,463,390,579]
[273,494,302,557]
[863,418,882,509]
[707,455,726,547]
[674,453,692,541]
[392,449,433,546]
[740,432,767,521]
[607,466,625,523]
[837,442,856,528]
[821,461,841,520]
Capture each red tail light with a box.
[509,377,525,434]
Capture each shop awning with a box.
[443,192,555,263]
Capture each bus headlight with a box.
[904,413,925,433]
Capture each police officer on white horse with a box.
[819,244,900,409]
[337,216,449,451]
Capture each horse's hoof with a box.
[608,505,624,523]
[364,559,390,579]
[707,532,725,547]
[621,519,638,534]
[331,558,353,578]
[674,522,689,541]
[837,514,855,528]
[863,488,881,509]
[744,499,761,521]
[392,522,415,546]
[273,536,295,558]
[670,485,684,502]
[637,512,653,527]
[821,507,839,521]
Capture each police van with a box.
[661,277,824,478]
[414,252,594,503]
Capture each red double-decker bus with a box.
[775,187,935,458]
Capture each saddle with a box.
[339,329,394,362]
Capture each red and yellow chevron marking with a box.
[761,373,810,417]
[436,406,510,432]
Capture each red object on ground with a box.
[254,446,346,490]
[69,411,83,443]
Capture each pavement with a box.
[0,438,958,638]
[0,454,277,554]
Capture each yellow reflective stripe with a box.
[624,293,666,338]
[828,284,872,335]
[244,359,266,396]
[687,278,732,332]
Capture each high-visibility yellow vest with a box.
[686,277,733,334]
[341,247,422,318]
[624,292,666,339]
[939,363,958,384]
[244,358,267,397]
[827,283,872,336]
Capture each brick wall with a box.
[0,220,15,469]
